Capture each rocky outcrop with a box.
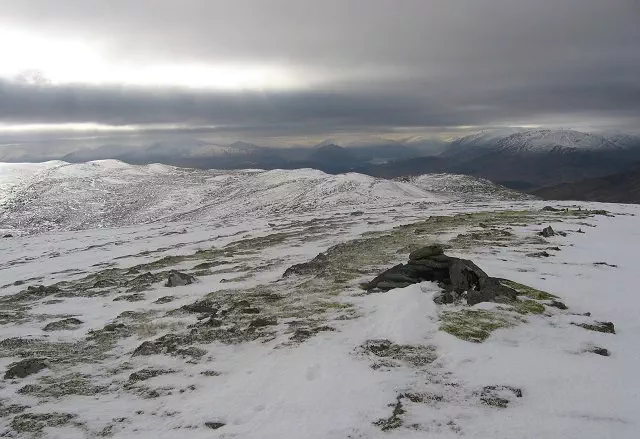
[365,245,518,305]
[539,226,555,237]
[42,318,83,331]
[283,253,329,277]
[165,271,196,287]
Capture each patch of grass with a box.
[440,309,518,343]
[511,299,546,315]
[500,280,557,300]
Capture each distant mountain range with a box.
[58,138,446,174]
[362,129,640,191]
[533,163,640,204]
[6,128,640,201]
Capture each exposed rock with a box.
[593,262,618,268]
[549,300,568,310]
[132,341,162,356]
[166,270,196,287]
[539,226,555,237]
[479,385,523,408]
[587,346,610,356]
[10,412,75,433]
[42,318,83,331]
[449,259,487,294]
[205,422,226,430]
[574,321,615,334]
[367,246,518,306]
[127,368,174,384]
[374,396,405,431]
[2,233,13,238]
[290,326,336,343]
[153,295,176,304]
[113,293,145,302]
[526,251,551,258]
[542,206,561,212]
[4,358,49,379]
[248,317,278,329]
[408,244,444,260]
[283,252,329,277]
[182,299,218,314]
[360,339,436,368]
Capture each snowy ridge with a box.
[405,173,533,201]
[0,160,466,234]
[495,129,620,154]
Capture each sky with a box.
[0,0,639,156]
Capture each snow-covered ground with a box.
[0,161,638,438]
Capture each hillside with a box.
[534,164,640,204]
[0,160,531,235]
[1,164,638,438]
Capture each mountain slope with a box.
[365,129,640,190]
[0,160,536,235]
[533,163,640,204]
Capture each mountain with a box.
[364,129,640,191]
[493,129,620,154]
[533,163,640,204]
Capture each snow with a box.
[0,161,639,438]
[495,129,620,153]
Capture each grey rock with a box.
[249,317,278,329]
[587,346,610,356]
[539,226,555,237]
[449,259,488,295]
[574,321,615,334]
[205,422,226,430]
[42,318,83,331]
[165,270,196,287]
[5,358,48,379]
[480,385,523,408]
[283,253,329,277]
[128,368,174,384]
[409,245,444,261]
[132,341,162,356]
[526,251,551,258]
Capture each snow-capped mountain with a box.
[494,129,621,154]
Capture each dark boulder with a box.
[165,271,196,287]
[539,226,555,237]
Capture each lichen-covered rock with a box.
[248,317,278,329]
[166,270,196,287]
[4,358,49,379]
[283,253,329,277]
[409,245,444,261]
[132,341,162,356]
[574,321,616,334]
[43,318,83,331]
[10,412,75,433]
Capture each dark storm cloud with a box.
[0,0,639,134]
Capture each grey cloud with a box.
[0,0,639,136]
